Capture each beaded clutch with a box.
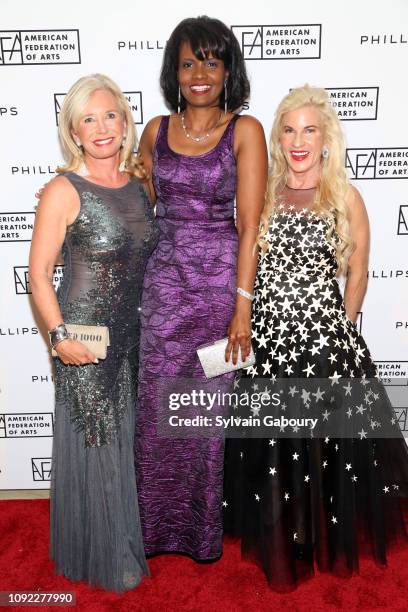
[51,324,110,360]
[197,337,255,379]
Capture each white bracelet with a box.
[236,287,255,301]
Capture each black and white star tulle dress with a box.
[50,172,158,592]
[223,185,408,590]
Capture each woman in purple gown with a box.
[135,16,268,560]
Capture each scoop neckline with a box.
[71,172,132,190]
[164,114,237,159]
[284,184,317,191]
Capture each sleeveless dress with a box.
[224,186,408,590]
[50,172,158,592]
[135,115,239,559]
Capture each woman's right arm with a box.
[29,177,97,365]
[138,116,162,204]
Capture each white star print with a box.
[329,371,341,385]
[303,362,316,377]
[249,200,390,528]
[313,387,325,401]
[343,382,352,396]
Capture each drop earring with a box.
[224,80,228,114]
[177,85,181,114]
[322,146,329,159]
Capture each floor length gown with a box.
[224,186,408,590]
[50,173,158,592]
[135,115,239,560]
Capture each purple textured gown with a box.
[135,115,239,559]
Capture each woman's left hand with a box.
[225,309,252,365]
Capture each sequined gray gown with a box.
[50,172,158,592]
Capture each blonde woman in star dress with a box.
[223,85,408,590]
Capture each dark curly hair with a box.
[160,16,250,113]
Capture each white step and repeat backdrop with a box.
[1,0,407,489]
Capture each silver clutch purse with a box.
[197,337,255,379]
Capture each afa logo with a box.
[231,24,321,60]
[355,311,362,334]
[54,91,143,126]
[0,30,80,65]
[398,206,408,235]
[14,265,64,294]
[31,457,52,481]
[346,148,408,179]
[394,408,408,434]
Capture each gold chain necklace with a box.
[181,111,223,143]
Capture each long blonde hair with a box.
[57,73,147,181]
[259,85,353,273]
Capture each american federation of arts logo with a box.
[0,413,54,438]
[0,212,35,242]
[346,148,408,179]
[326,87,379,121]
[54,91,143,126]
[31,458,52,481]
[398,206,408,235]
[231,24,321,60]
[0,30,80,65]
[375,362,408,387]
[14,265,64,294]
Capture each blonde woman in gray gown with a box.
[29,74,158,592]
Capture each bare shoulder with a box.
[140,115,165,142]
[235,114,265,134]
[36,175,78,221]
[40,175,75,200]
[234,114,266,153]
[346,185,368,219]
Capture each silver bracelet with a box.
[236,287,255,301]
[48,323,69,349]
